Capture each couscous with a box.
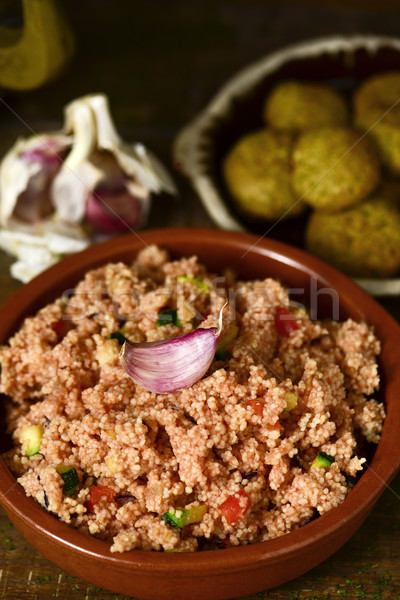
[0,246,385,552]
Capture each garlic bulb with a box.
[52,94,176,227]
[0,93,176,282]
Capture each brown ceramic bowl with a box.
[1,228,400,600]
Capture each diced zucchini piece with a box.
[56,465,80,496]
[181,504,207,525]
[105,456,122,474]
[310,452,335,470]
[109,330,129,345]
[97,339,120,366]
[162,504,207,528]
[176,275,210,293]
[157,309,182,328]
[215,324,239,360]
[19,425,44,456]
[284,391,298,412]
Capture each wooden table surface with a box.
[1,1,400,598]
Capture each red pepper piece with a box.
[51,320,68,340]
[247,399,263,416]
[274,306,299,337]
[266,422,284,431]
[219,490,251,525]
[85,485,115,513]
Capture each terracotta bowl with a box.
[0,228,400,600]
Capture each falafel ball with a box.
[292,127,380,212]
[306,197,400,278]
[354,71,400,176]
[264,81,349,132]
[223,129,304,220]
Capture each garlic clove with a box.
[120,327,219,394]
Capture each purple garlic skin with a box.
[84,150,147,233]
[19,140,64,166]
[14,141,66,223]
[86,187,142,233]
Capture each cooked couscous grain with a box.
[0,246,384,552]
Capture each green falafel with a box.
[354,71,400,176]
[292,127,380,213]
[264,81,349,133]
[306,197,400,278]
[223,129,304,220]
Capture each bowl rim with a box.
[173,33,400,296]
[1,227,400,575]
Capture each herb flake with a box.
[157,309,182,328]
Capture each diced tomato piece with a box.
[247,399,263,416]
[219,490,251,525]
[274,306,299,337]
[52,320,68,339]
[85,485,115,513]
[266,422,284,431]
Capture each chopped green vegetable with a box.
[284,391,298,412]
[215,323,239,359]
[109,329,129,344]
[157,308,182,328]
[176,275,210,292]
[56,465,80,496]
[19,424,44,456]
[162,505,207,527]
[310,452,335,470]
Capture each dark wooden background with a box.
[0,1,400,598]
